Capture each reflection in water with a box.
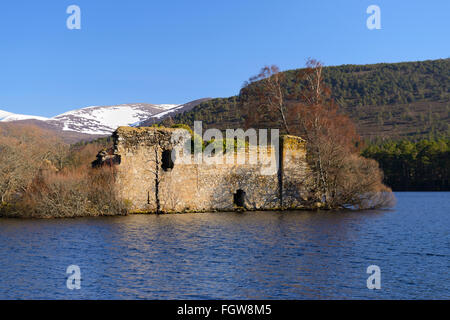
[0,192,448,299]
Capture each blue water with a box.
[0,192,448,299]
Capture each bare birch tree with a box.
[240,59,395,209]
[240,65,291,134]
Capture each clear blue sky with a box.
[0,0,448,117]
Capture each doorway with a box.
[233,189,246,207]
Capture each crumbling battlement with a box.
[108,126,309,213]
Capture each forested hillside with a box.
[163,59,449,141]
[362,139,449,191]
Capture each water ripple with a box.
[0,192,448,299]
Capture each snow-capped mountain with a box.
[47,103,179,135]
[0,110,49,122]
[0,103,180,135]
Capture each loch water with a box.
[0,192,448,299]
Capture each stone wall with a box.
[280,135,310,209]
[110,127,308,213]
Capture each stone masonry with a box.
[108,127,309,213]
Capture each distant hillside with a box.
[362,138,449,191]
[162,59,450,141]
[0,103,181,143]
[138,98,213,127]
[1,99,216,143]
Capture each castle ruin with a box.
[103,127,310,213]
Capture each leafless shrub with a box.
[0,123,126,218]
[17,166,126,218]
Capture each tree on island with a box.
[240,59,395,209]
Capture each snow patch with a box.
[151,105,185,119]
[155,104,179,110]
[0,109,49,122]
